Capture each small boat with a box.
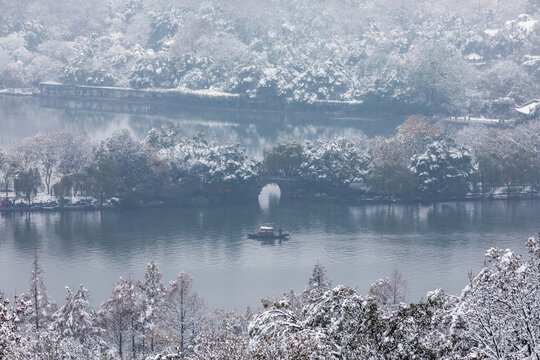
[248,225,290,239]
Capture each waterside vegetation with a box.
[1,115,540,210]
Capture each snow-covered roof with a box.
[484,29,499,37]
[466,53,483,60]
[515,99,539,115]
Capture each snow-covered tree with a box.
[53,284,98,340]
[0,294,32,359]
[451,236,540,359]
[190,309,252,360]
[145,125,180,151]
[159,132,259,189]
[303,263,332,301]
[299,136,371,187]
[99,276,140,359]
[16,131,62,195]
[21,252,57,332]
[410,138,475,199]
[140,259,167,355]
[52,284,109,359]
[162,271,206,357]
[369,269,407,306]
[0,149,19,199]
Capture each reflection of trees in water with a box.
[1,97,401,158]
[348,200,540,236]
[7,212,44,252]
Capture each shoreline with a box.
[0,84,525,122]
[2,190,538,213]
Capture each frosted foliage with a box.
[303,263,333,300]
[21,252,57,331]
[2,238,540,358]
[450,238,540,359]
[299,136,371,186]
[54,285,97,339]
[141,260,167,353]
[369,269,407,306]
[162,271,206,356]
[159,132,259,185]
[0,0,537,115]
[0,295,31,359]
[98,277,139,359]
[410,138,475,198]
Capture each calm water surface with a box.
[0,95,537,310]
[1,197,539,309]
[0,96,401,159]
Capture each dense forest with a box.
[1,237,539,359]
[0,0,538,115]
[1,116,540,208]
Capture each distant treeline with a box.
[2,236,540,359]
[1,116,540,208]
[0,0,538,117]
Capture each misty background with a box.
[0,0,538,116]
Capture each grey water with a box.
[1,197,539,310]
[0,95,538,310]
[0,96,401,160]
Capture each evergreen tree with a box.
[140,260,167,355]
[303,263,332,300]
[22,252,57,332]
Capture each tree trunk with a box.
[34,286,39,331]
[131,317,136,359]
[180,289,185,357]
[4,177,8,199]
[119,331,123,358]
[46,168,52,195]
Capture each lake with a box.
[0,95,538,310]
[0,96,401,160]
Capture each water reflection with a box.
[258,183,281,212]
[0,96,402,159]
[1,199,538,309]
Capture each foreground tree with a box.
[0,294,32,359]
[451,237,540,359]
[162,272,206,357]
[140,260,167,355]
[369,269,407,306]
[52,285,110,359]
[99,277,139,359]
[21,252,57,332]
[303,263,332,301]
